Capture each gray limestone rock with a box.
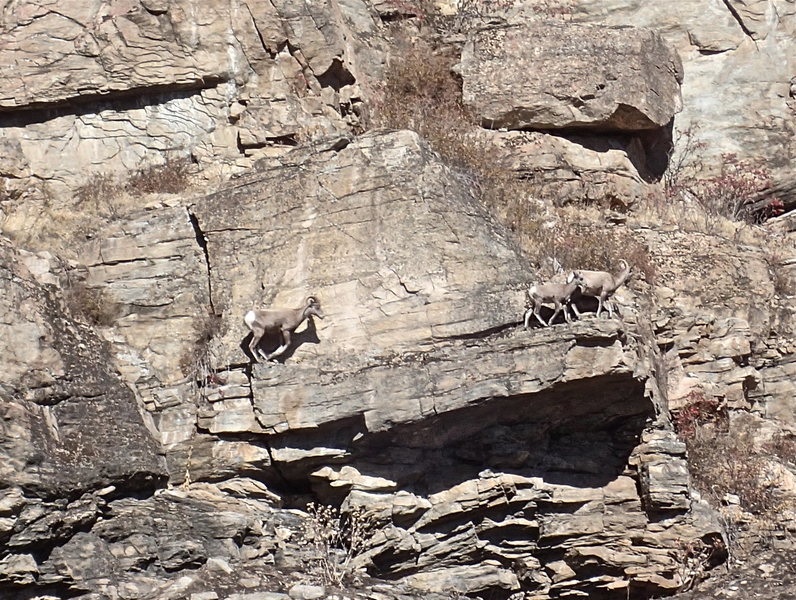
[459,23,683,131]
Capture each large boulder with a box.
[459,22,683,131]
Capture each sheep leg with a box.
[604,294,614,318]
[596,297,604,318]
[563,301,573,323]
[523,308,533,329]
[248,327,265,362]
[548,301,563,326]
[570,302,582,319]
[266,330,292,360]
[533,304,547,327]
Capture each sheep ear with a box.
[566,271,575,283]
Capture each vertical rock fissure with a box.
[721,0,755,38]
[242,362,294,492]
[263,439,294,495]
[243,4,278,59]
[188,210,216,315]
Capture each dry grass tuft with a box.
[75,158,193,215]
[179,306,223,387]
[63,278,120,327]
[370,40,479,172]
[300,502,377,586]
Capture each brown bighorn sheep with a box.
[572,260,633,319]
[524,271,585,328]
[244,296,325,361]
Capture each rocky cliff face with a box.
[1,1,795,600]
[1,129,721,600]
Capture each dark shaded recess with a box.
[638,118,675,180]
[188,211,217,316]
[722,0,755,37]
[142,4,168,16]
[0,583,84,600]
[317,58,356,92]
[0,80,223,127]
[378,11,422,23]
[747,176,796,217]
[500,114,674,186]
[698,47,732,56]
[436,320,520,341]
[538,121,673,184]
[263,413,371,503]
[355,374,649,494]
[267,372,650,503]
[237,133,300,152]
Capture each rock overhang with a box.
[459,23,683,132]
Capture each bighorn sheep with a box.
[572,260,633,319]
[524,271,584,328]
[244,296,325,361]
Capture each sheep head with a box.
[305,295,325,319]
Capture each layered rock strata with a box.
[11,131,718,599]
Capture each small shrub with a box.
[763,432,796,468]
[63,278,120,327]
[690,154,776,223]
[662,125,706,193]
[676,536,726,592]
[75,158,193,214]
[662,128,779,226]
[673,392,727,439]
[673,393,780,515]
[179,307,223,387]
[75,172,122,217]
[125,158,192,195]
[300,503,376,587]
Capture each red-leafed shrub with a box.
[673,392,780,516]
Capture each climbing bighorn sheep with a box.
[572,260,633,319]
[524,271,585,328]
[244,296,325,361]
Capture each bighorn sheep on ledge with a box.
[524,271,584,328]
[572,260,633,319]
[244,296,325,362]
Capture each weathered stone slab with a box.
[0,240,166,497]
[460,23,683,131]
[567,0,796,175]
